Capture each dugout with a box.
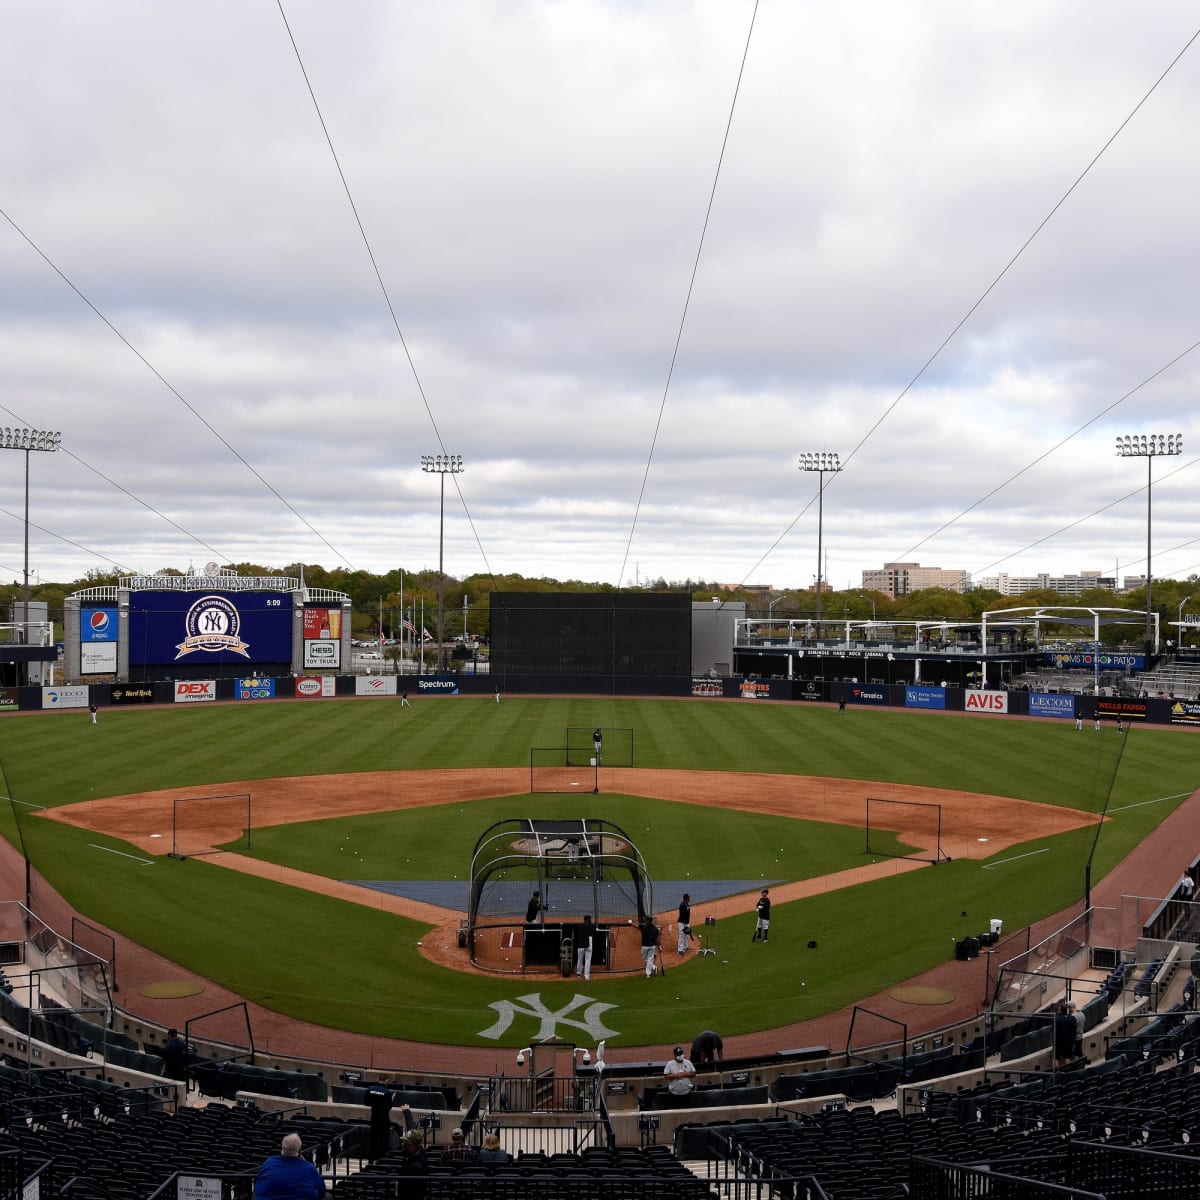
[467,817,653,974]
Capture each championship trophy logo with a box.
[175,595,251,659]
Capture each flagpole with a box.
[399,571,405,677]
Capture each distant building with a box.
[861,562,969,599]
[974,571,1117,597]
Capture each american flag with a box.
[403,617,417,635]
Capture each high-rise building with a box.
[973,571,1117,597]
[861,562,969,599]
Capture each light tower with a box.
[798,451,841,639]
[1115,433,1181,656]
[420,453,464,671]
[0,427,62,636]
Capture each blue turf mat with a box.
[345,878,784,914]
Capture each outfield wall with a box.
[1,674,1196,726]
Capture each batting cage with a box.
[467,817,654,975]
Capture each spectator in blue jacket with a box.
[254,1133,326,1200]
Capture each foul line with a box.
[8,799,46,810]
[982,848,1050,870]
[88,844,155,866]
[1107,791,1192,814]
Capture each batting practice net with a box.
[169,793,252,860]
[864,796,948,864]
[530,726,635,792]
[467,817,653,974]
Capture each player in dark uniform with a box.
[677,894,691,955]
[752,888,771,942]
[690,1029,724,1066]
[640,916,660,976]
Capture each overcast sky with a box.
[2,2,1197,595]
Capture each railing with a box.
[909,1155,1106,1198]
[488,1073,598,1114]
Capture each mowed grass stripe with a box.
[0,697,1194,1046]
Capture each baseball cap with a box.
[673,1046,684,1056]
[451,1128,465,1139]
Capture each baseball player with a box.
[752,888,771,943]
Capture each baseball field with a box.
[0,695,1194,1049]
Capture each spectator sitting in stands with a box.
[394,1127,430,1197]
[440,1127,478,1165]
[254,1133,326,1200]
[478,1133,508,1163]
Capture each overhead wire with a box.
[0,207,356,570]
[275,0,499,588]
[0,402,236,570]
[615,0,759,590]
[971,455,1196,579]
[737,22,1200,590]
[0,508,135,575]
[897,338,1200,561]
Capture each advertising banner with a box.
[904,686,946,710]
[691,677,724,697]
[1169,701,1200,726]
[109,684,154,705]
[847,684,888,706]
[303,639,341,669]
[235,677,276,701]
[356,676,397,697]
[739,679,772,700]
[82,608,118,642]
[80,642,118,674]
[42,685,89,709]
[302,606,342,641]
[174,680,216,703]
[294,675,337,699]
[1098,698,1147,721]
[417,675,459,696]
[964,690,1009,715]
[1045,651,1145,671]
[1029,692,1075,719]
[0,687,20,711]
[794,679,824,702]
[128,591,292,666]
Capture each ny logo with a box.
[202,610,225,632]
[478,992,619,1042]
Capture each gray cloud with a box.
[1,1,1197,594]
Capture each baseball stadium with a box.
[1,578,1199,1199]
[4,6,1199,1197]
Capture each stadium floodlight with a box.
[1116,432,1182,655]
[798,451,842,639]
[0,428,62,633]
[420,454,465,672]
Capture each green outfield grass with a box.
[0,696,1195,1049]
